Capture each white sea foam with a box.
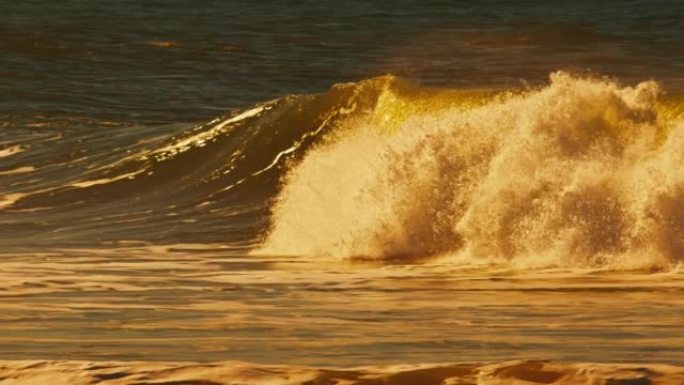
[259,72,684,269]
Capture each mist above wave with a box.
[259,72,684,269]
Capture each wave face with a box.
[0,78,388,248]
[259,72,684,269]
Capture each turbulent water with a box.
[261,74,684,269]
[5,73,684,268]
[2,1,684,384]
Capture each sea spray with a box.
[259,72,684,269]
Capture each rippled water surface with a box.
[1,247,682,366]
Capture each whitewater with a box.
[256,73,683,270]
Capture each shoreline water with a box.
[1,246,682,367]
[1,359,682,385]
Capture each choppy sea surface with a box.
[2,2,684,383]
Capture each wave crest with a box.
[258,72,684,269]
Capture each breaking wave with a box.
[3,71,684,269]
[259,72,684,269]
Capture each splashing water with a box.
[259,72,684,269]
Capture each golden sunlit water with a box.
[3,1,684,384]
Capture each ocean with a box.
[1,1,683,384]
